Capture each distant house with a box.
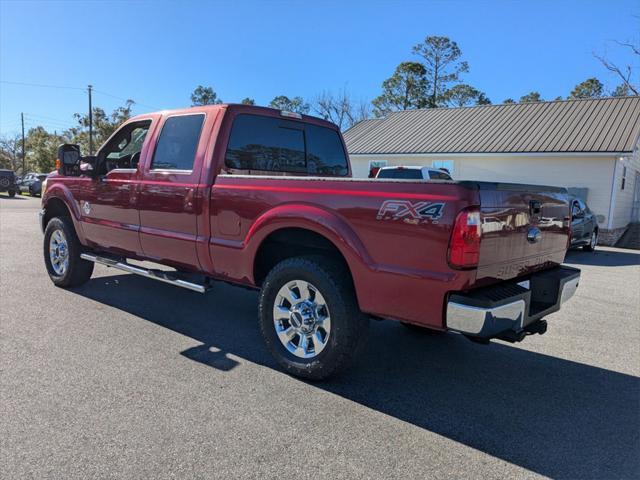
[344,96,640,245]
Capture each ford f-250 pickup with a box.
[40,104,580,379]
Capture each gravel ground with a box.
[1,195,639,479]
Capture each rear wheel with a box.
[43,217,94,287]
[8,189,16,197]
[258,256,368,380]
[583,230,597,252]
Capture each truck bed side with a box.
[208,176,480,328]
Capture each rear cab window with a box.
[224,114,348,176]
[376,168,423,179]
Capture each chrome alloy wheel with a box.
[49,229,69,275]
[273,280,331,359]
[590,231,597,249]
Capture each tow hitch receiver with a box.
[496,320,547,343]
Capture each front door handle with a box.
[184,188,194,212]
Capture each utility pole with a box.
[88,84,93,155]
[21,112,25,174]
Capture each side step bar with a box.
[80,253,207,293]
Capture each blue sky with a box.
[1,0,638,135]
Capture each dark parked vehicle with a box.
[18,172,46,196]
[570,196,598,251]
[0,169,18,197]
[28,174,48,197]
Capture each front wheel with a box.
[43,217,94,287]
[258,256,368,380]
[8,189,16,197]
[583,230,597,252]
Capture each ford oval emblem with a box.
[527,227,542,243]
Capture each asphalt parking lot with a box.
[1,194,639,479]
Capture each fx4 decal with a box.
[377,200,445,224]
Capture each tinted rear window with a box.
[225,114,348,176]
[377,168,423,179]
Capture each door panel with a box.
[571,202,584,245]
[138,176,201,269]
[75,117,157,256]
[78,170,142,256]
[138,113,209,271]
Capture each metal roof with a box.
[344,96,640,155]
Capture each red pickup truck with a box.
[41,104,580,379]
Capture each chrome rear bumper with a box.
[446,266,580,340]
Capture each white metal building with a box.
[344,96,640,245]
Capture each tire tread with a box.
[258,255,367,381]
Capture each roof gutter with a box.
[348,151,625,158]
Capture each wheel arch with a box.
[42,187,85,243]
[254,227,352,285]
[247,205,373,308]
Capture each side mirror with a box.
[57,144,81,166]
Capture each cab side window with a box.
[99,120,151,174]
[151,114,205,171]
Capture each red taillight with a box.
[448,207,482,269]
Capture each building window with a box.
[622,166,627,190]
[431,160,454,175]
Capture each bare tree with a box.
[594,40,639,96]
[313,88,370,130]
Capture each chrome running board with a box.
[80,253,207,293]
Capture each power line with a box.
[92,89,160,111]
[0,80,86,91]
[24,113,76,124]
[1,80,161,111]
[23,117,75,129]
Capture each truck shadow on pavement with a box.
[75,274,639,480]
[565,248,640,267]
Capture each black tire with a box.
[43,216,94,287]
[29,189,34,197]
[583,230,597,252]
[8,189,16,197]
[258,256,368,381]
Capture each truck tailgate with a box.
[474,182,571,283]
